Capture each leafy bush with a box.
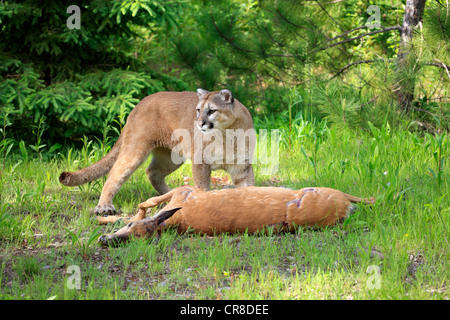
[0,0,189,148]
[0,63,182,146]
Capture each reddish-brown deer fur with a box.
[99,186,375,246]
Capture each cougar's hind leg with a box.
[95,144,152,215]
[146,147,183,195]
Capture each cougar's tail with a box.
[59,135,122,187]
[343,192,376,205]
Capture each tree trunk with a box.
[395,0,427,112]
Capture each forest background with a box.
[1,0,448,150]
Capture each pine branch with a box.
[273,6,351,58]
[326,25,368,42]
[314,0,346,33]
[273,7,320,39]
[426,59,450,80]
[311,26,402,54]
[331,59,379,79]
[412,106,437,116]
[331,59,394,79]
[210,8,252,54]
[360,95,379,110]
[332,56,450,80]
[274,7,302,29]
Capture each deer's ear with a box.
[218,89,234,104]
[155,207,181,225]
[197,88,209,100]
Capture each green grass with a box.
[0,120,448,300]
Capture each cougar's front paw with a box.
[94,204,116,215]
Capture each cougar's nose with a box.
[202,121,214,132]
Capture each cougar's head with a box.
[196,88,236,133]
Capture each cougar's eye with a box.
[208,109,216,115]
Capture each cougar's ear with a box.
[218,89,234,104]
[197,88,209,100]
[154,207,182,225]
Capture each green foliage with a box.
[12,256,43,279]
[0,0,189,148]
[172,0,448,129]
[0,66,170,146]
[0,0,180,78]
[0,124,448,299]
[0,0,448,154]
[65,226,103,259]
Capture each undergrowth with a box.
[0,118,448,300]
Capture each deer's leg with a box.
[96,208,147,225]
[97,187,179,225]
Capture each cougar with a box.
[59,89,255,214]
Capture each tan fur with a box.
[59,89,255,214]
[99,186,375,245]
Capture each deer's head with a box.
[99,207,181,246]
